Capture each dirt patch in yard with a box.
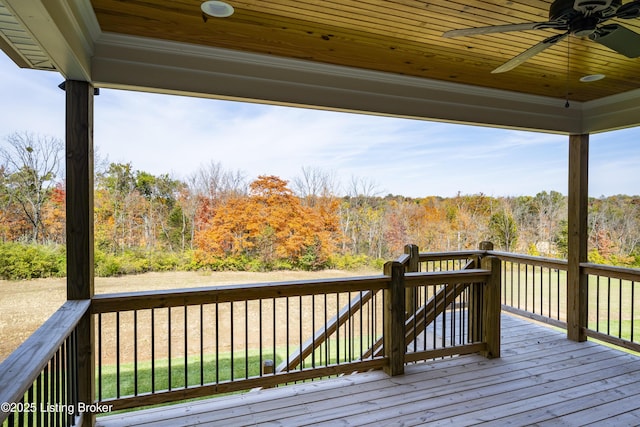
[0,269,378,362]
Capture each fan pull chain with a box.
[565,35,570,108]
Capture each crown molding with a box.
[93,33,583,134]
[582,88,640,133]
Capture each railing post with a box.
[384,261,405,376]
[478,241,494,267]
[469,242,494,341]
[404,244,419,316]
[481,255,501,358]
[262,360,275,388]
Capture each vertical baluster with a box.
[516,262,521,310]
[200,304,204,386]
[215,302,219,384]
[532,265,536,314]
[607,277,612,335]
[245,300,249,378]
[432,285,437,349]
[168,307,172,390]
[98,313,102,402]
[557,269,561,321]
[441,285,446,349]
[230,302,234,381]
[62,337,68,427]
[422,285,427,351]
[134,310,138,396]
[151,308,155,393]
[324,294,328,365]
[548,268,552,319]
[359,291,364,360]
[271,298,276,375]
[284,297,289,373]
[53,349,61,425]
[36,370,43,427]
[312,295,316,367]
[619,278,623,339]
[116,312,121,398]
[26,383,34,427]
[524,264,529,313]
[185,305,189,388]
[299,296,303,369]
[335,293,340,364]
[71,329,78,419]
[259,299,264,376]
[347,292,352,363]
[18,391,25,426]
[44,360,50,427]
[596,275,601,332]
[632,281,636,342]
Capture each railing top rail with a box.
[418,250,484,262]
[488,250,568,270]
[394,253,411,266]
[405,269,491,286]
[581,262,640,282]
[92,275,389,313]
[0,299,90,409]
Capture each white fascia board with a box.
[3,0,98,80]
[92,33,584,135]
[581,88,640,134]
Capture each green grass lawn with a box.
[98,334,380,401]
[501,264,640,342]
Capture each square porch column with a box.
[65,80,95,425]
[567,134,588,342]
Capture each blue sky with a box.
[0,52,637,198]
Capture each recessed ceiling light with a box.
[201,1,234,18]
[579,74,605,82]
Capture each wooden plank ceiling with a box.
[90,0,640,103]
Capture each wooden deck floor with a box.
[97,314,640,426]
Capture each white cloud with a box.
[2,51,638,198]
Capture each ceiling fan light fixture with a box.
[580,74,606,82]
[201,1,234,18]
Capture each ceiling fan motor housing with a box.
[550,0,620,22]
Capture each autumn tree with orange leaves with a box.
[194,175,336,270]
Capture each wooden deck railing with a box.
[0,244,502,421]
[491,251,569,328]
[89,245,501,411]
[0,300,91,427]
[582,263,640,353]
[491,250,640,353]
[91,276,389,410]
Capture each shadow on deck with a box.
[97,313,640,426]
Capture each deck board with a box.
[97,314,640,426]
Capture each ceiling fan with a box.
[442,0,640,73]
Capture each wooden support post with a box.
[404,244,419,316]
[567,134,589,342]
[383,261,405,376]
[262,360,275,388]
[263,359,274,375]
[65,80,95,426]
[469,241,494,341]
[481,256,501,358]
[478,241,494,252]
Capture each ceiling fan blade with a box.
[615,0,640,19]
[442,22,558,38]
[589,24,640,57]
[492,33,568,74]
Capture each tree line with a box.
[1,132,639,279]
